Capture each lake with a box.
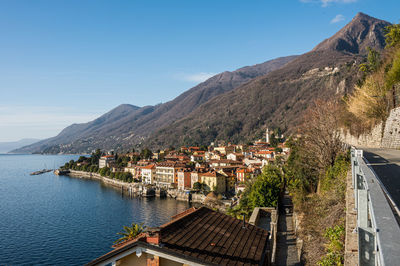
[0,154,189,265]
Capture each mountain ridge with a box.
[14,12,392,153]
[13,55,298,154]
[142,12,391,148]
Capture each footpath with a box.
[275,193,301,266]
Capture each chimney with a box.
[266,128,269,143]
[146,228,161,245]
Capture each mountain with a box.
[142,12,391,148]
[14,12,391,153]
[313,12,389,54]
[13,55,297,154]
[0,139,41,153]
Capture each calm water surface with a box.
[0,154,189,265]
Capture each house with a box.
[236,168,252,183]
[213,145,234,155]
[201,171,226,193]
[243,158,263,167]
[155,161,186,188]
[177,169,191,190]
[255,150,274,159]
[124,166,136,176]
[190,154,204,162]
[210,159,242,168]
[217,169,237,192]
[87,207,271,266]
[236,183,246,194]
[187,146,200,153]
[254,150,275,159]
[226,152,244,161]
[141,164,156,185]
[99,155,115,168]
[190,171,201,188]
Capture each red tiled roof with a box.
[87,207,270,266]
[255,151,274,154]
[101,155,114,158]
[141,164,155,169]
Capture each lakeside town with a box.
[58,128,289,208]
[60,128,291,265]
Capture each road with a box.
[360,147,400,208]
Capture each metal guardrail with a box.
[351,148,400,266]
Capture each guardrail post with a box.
[358,189,368,228]
[358,227,375,266]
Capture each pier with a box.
[30,169,53,175]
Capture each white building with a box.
[99,155,115,168]
[141,164,156,184]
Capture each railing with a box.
[351,148,400,266]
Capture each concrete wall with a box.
[341,107,400,149]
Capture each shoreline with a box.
[64,170,229,210]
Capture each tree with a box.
[302,100,345,172]
[248,165,282,208]
[140,148,153,159]
[193,182,202,190]
[286,100,346,195]
[385,24,400,48]
[270,133,279,147]
[114,223,146,244]
[359,47,381,74]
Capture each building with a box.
[201,171,226,193]
[255,150,274,159]
[226,152,244,161]
[236,168,252,183]
[210,159,242,168]
[141,164,156,184]
[87,207,271,266]
[177,169,191,190]
[213,145,234,155]
[99,155,115,168]
[155,162,186,188]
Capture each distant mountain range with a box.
[13,12,391,154]
[0,139,41,153]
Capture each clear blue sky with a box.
[0,0,399,141]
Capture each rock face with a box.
[313,12,390,54]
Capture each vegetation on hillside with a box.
[347,23,400,133]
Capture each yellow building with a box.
[201,171,226,193]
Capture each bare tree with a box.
[300,100,346,174]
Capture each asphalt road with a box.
[360,147,400,208]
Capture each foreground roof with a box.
[87,207,270,266]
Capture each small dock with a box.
[30,169,53,175]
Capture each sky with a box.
[0,0,399,142]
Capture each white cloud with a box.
[300,0,357,7]
[331,14,345,23]
[175,72,217,83]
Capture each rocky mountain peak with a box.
[312,12,391,54]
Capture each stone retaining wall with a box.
[341,107,400,149]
